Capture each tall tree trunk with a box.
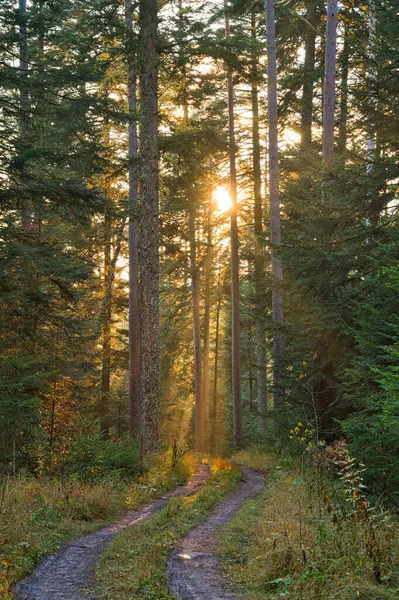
[211,273,222,451]
[367,1,377,178]
[49,376,57,452]
[322,0,338,169]
[265,0,285,410]
[318,0,338,437]
[100,210,112,440]
[202,194,213,450]
[338,25,349,153]
[189,211,204,451]
[367,1,379,225]
[178,0,205,451]
[251,9,267,431]
[125,0,140,435]
[139,0,160,456]
[301,0,317,149]
[19,0,31,229]
[224,0,243,449]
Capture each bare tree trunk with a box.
[248,323,255,413]
[19,0,31,229]
[139,0,160,456]
[338,26,349,153]
[251,9,267,431]
[367,1,377,178]
[178,0,205,451]
[189,211,204,452]
[367,0,379,224]
[224,0,243,449]
[301,0,317,149]
[211,273,222,451]
[49,376,57,452]
[322,0,338,169]
[202,195,213,450]
[125,0,140,436]
[100,211,112,440]
[265,0,285,410]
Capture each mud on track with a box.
[167,467,265,600]
[13,464,210,600]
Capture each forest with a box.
[1,0,399,598]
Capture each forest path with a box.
[13,463,210,600]
[167,466,265,600]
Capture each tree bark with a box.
[100,210,112,440]
[366,0,380,224]
[19,0,31,229]
[125,0,140,436]
[202,195,213,450]
[300,0,317,149]
[139,0,160,456]
[211,273,222,451]
[265,0,285,410]
[367,0,377,180]
[189,211,204,452]
[322,0,338,169]
[225,0,243,449]
[338,25,349,153]
[251,9,268,431]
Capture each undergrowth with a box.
[0,450,194,599]
[95,457,242,600]
[220,448,399,600]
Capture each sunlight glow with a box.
[213,187,232,212]
[282,129,301,145]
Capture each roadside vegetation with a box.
[0,446,194,599]
[221,448,399,600]
[95,458,242,600]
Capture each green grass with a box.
[0,451,194,599]
[220,449,399,600]
[95,458,242,600]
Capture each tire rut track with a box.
[13,464,210,600]
[167,467,265,600]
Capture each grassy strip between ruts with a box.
[0,451,195,600]
[95,458,243,600]
[220,449,399,600]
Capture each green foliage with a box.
[342,255,399,504]
[64,436,140,481]
[220,451,399,600]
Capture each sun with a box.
[213,187,232,212]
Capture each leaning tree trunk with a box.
[265,0,285,410]
[125,0,140,435]
[19,0,31,229]
[301,0,317,149]
[251,8,268,431]
[139,0,160,456]
[224,0,243,449]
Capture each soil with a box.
[13,464,210,600]
[166,467,265,600]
